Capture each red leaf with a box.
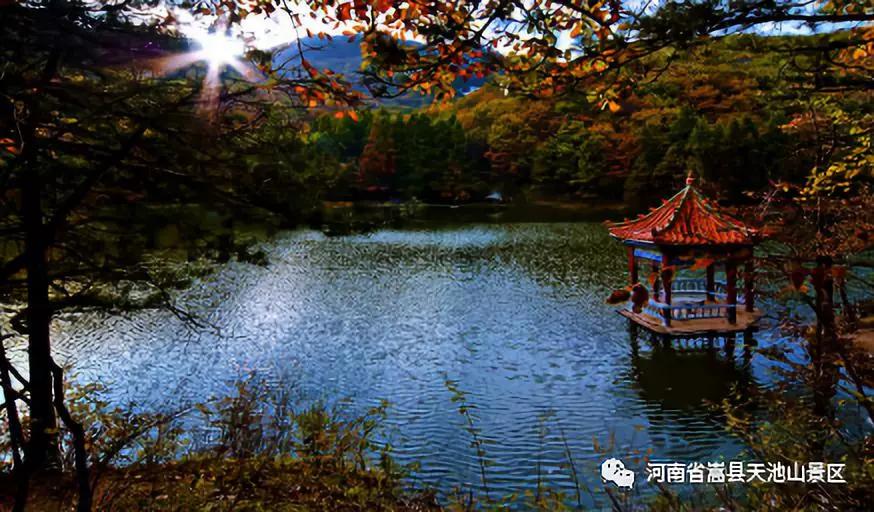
[606,289,631,304]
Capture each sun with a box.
[192,32,246,69]
[150,28,261,117]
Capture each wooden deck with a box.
[619,308,763,337]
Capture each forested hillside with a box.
[293,33,869,209]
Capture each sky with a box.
[159,0,864,55]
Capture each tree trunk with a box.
[810,259,839,429]
[22,165,60,470]
[0,334,30,511]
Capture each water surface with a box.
[51,222,779,507]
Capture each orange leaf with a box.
[570,23,582,39]
[301,58,316,76]
[689,257,714,271]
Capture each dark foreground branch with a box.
[49,361,91,512]
[0,333,29,512]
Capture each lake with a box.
[49,221,783,507]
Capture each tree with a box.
[357,112,396,197]
[531,121,608,197]
[623,112,692,207]
[0,2,202,485]
[0,2,365,509]
[331,1,872,191]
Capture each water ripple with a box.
[51,222,778,508]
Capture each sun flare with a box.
[193,32,246,68]
[151,27,261,116]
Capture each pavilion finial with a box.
[685,171,696,186]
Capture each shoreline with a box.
[318,199,631,229]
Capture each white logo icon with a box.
[601,458,635,489]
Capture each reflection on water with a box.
[627,331,758,462]
[630,341,754,412]
[43,222,780,507]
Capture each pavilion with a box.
[606,174,762,337]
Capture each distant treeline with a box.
[273,34,867,210]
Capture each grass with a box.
[1,380,440,511]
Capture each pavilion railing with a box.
[642,299,737,324]
[671,278,728,294]
[631,277,751,326]
[653,278,746,304]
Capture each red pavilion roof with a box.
[606,175,756,246]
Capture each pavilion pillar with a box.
[661,253,673,327]
[743,259,755,312]
[705,263,715,302]
[726,261,738,324]
[651,261,661,300]
[626,246,638,285]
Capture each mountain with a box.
[272,36,486,108]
